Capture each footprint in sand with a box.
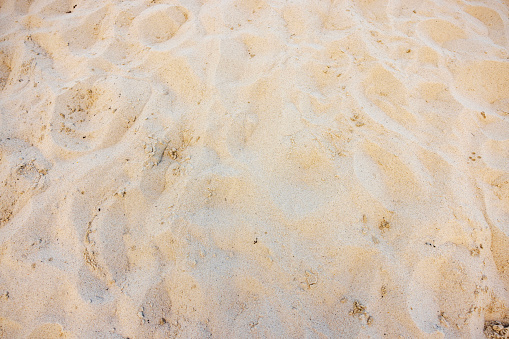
[417,19,467,49]
[0,139,51,228]
[363,64,416,129]
[133,4,192,50]
[49,76,151,157]
[464,5,507,46]
[453,60,509,111]
[37,0,79,17]
[61,5,111,55]
[0,50,12,91]
[354,140,424,212]
[407,255,477,335]
[27,323,72,339]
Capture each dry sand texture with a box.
[0,0,509,337]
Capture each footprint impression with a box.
[49,76,151,156]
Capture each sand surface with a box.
[1,0,509,337]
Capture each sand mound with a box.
[1,0,509,337]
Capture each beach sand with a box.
[0,0,509,337]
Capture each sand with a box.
[0,0,508,337]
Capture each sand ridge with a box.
[0,0,509,337]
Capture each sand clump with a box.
[0,0,509,337]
